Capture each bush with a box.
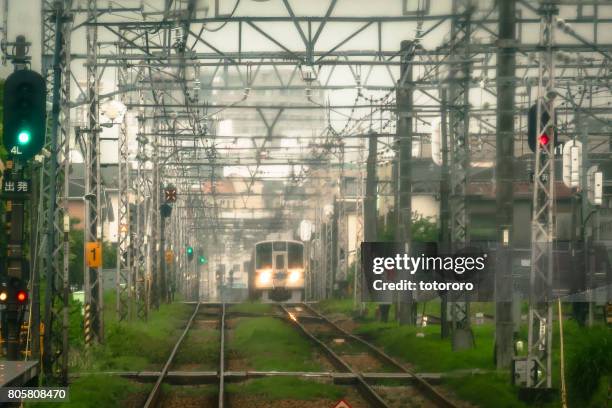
[566,326,612,407]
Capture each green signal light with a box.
[18,130,31,145]
[199,256,207,264]
[187,246,193,254]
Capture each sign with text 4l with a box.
[332,400,352,408]
[86,242,102,268]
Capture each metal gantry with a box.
[527,2,557,390]
[40,0,72,383]
[17,0,611,388]
[116,35,131,322]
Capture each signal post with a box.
[1,36,46,360]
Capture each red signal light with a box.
[539,133,550,146]
[16,290,27,303]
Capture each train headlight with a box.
[288,269,302,284]
[258,270,272,285]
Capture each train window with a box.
[275,254,285,269]
[288,243,304,268]
[256,243,272,269]
[273,241,286,251]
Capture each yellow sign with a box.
[85,242,102,268]
[165,250,174,264]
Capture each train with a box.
[248,239,305,302]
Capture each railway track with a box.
[143,303,202,408]
[141,302,459,407]
[142,303,225,408]
[280,303,458,408]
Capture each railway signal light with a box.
[187,246,194,262]
[0,290,7,302]
[199,255,207,265]
[16,289,27,303]
[527,103,557,153]
[2,69,46,161]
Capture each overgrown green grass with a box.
[227,377,344,400]
[27,375,150,408]
[565,325,611,407]
[228,302,273,315]
[445,373,529,408]
[229,317,323,371]
[354,321,495,372]
[72,299,193,372]
[173,327,219,370]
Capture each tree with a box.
[377,211,439,242]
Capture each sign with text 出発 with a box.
[85,242,102,268]
[1,179,30,196]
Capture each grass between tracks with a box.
[227,301,274,315]
[229,317,324,371]
[317,299,611,408]
[173,324,219,370]
[227,377,344,400]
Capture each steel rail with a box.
[278,304,390,408]
[218,303,226,408]
[142,302,201,408]
[301,303,457,408]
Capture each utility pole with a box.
[439,88,451,339]
[495,0,517,369]
[447,0,474,350]
[83,0,103,345]
[396,40,416,325]
[364,132,378,243]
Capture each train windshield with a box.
[288,242,304,269]
[255,242,272,269]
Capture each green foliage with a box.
[103,241,117,268]
[411,213,439,242]
[566,326,612,407]
[227,377,344,401]
[68,227,84,286]
[229,317,324,371]
[377,212,439,242]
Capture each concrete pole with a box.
[396,40,416,325]
[495,0,517,369]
